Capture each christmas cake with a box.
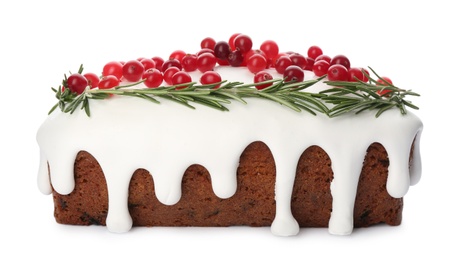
[36,34,423,236]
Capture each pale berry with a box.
[67,73,88,94]
[163,66,180,85]
[98,75,119,89]
[307,46,323,59]
[83,72,100,89]
[247,53,267,74]
[254,71,273,90]
[312,60,330,76]
[197,52,217,72]
[123,60,144,82]
[200,71,222,88]
[274,56,292,74]
[330,54,350,70]
[283,65,304,83]
[102,61,123,79]
[142,68,163,88]
[181,54,198,72]
[327,64,348,81]
[260,40,279,60]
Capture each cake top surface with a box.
[47,33,420,119]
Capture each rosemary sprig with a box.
[322,67,420,117]
[49,74,327,117]
[48,65,419,118]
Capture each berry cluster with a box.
[64,34,392,96]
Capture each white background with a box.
[1,0,459,259]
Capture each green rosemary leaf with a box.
[49,66,419,118]
[213,91,247,105]
[191,96,229,111]
[288,92,329,114]
[48,103,58,115]
[82,98,91,117]
[135,93,161,104]
[376,104,395,117]
[158,95,196,109]
[257,92,301,112]
[402,99,419,110]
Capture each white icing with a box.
[36,67,423,236]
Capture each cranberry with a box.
[312,60,330,76]
[327,64,349,81]
[330,54,350,70]
[283,65,304,83]
[254,71,273,90]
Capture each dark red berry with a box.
[161,59,182,72]
[283,65,304,83]
[214,41,231,60]
[227,50,244,67]
[330,54,350,70]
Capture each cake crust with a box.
[51,141,402,228]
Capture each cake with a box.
[36,34,423,236]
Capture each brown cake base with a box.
[51,141,403,228]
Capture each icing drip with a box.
[36,67,423,235]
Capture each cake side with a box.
[51,142,403,228]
